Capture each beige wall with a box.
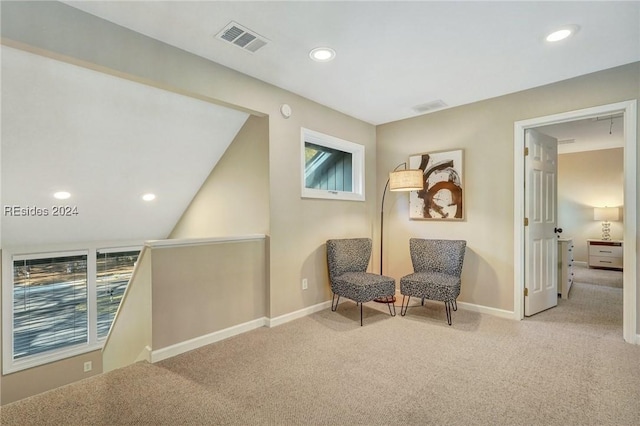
[170,115,270,239]
[102,247,152,373]
[151,239,267,349]
[1,351,102,405]
[376,63,639,313]
[558,148,624,262]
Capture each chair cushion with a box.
[400,271,461,302]
[332,272,395,303]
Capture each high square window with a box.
[301,128,365,201]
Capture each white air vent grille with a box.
[558,139,575,145]
[412,99,448,113]
[216,21,269,53]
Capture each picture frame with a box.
[409,149,464,220]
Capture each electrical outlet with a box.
[302,278,308,290]
[83,361,92,372]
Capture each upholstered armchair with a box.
[399,238,466,325]
[326,238,396,326]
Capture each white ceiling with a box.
[538,114,624,155]
[1,46,249,247]
[63,0,640,125]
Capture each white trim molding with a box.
[150,318,268,363]
[457,301,515,320]
[150,300,334,363]
[513,100,637,344]
[267,300,333,328]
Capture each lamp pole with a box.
[376,162,409,303]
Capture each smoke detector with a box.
[216,21,269,53]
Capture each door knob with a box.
[554,227,563,234]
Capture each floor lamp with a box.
[375,162,424,303]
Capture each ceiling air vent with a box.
[558,139,575,145]
[412,99,448,113]
[216,21,269,53]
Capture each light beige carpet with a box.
[2,283,638,426]
[572,262,623,288]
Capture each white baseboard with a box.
[150,317,267,363]
[267,300,333,328]
[149,301,335,363]
[149,299,519,363]
[456,301,515,320]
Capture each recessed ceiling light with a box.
[546,25,579,42]
[309,47,336,62]
[142,193,156,201]
[53,191,71,200]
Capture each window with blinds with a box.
[96,250,139,339]
[4,246,140,373]
[12,253,88,359]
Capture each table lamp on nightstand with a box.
[593,207,619,241]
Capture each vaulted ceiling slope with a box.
[1,46,249,247]
[63,1,640,125]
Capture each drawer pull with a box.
[599,250,612,253]
[600,261,612,264]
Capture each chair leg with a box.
[421,297,425,306]
[444,301,453,326]
[400,295,410,316]
[387,299,396,317]
[331,293,340,312]
[360,302,363,326]
[452,299,458,311]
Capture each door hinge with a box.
[524,288,529,297]
[524,217,529,226]
[524,147,529,156]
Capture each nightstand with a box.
[587,239,623,270]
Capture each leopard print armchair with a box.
[326,238,396,326]
[399,238,466,325]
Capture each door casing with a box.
[513,100,638,344]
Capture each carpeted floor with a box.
[1,272,637,426]
[572,262,623,288]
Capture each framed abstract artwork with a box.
[409,149,464,220]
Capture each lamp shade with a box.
[389,169,423,192]
[594,207,619,222]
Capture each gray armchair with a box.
[400,238,466,325]
[326,238,396,326]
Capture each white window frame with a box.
[2,243,142,374]
[301,127,365,201]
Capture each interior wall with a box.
[151,239,267,350]
[1,350,102,405]
[376,62,639,313]
[169,115,270,239]
[558,148,624,262]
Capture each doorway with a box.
[513,100,637,343]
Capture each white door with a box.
[524,128,558,316]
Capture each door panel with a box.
[525,128,558,316]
